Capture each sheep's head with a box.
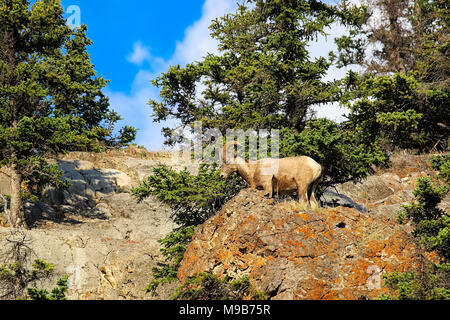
[220,163,238,179]
[220,141,243,179]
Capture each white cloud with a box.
[127,41,151,66]
[170,0,237,66]
[308,23,363,123]
[105,74,162,149]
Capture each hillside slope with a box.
[0,151,447,300]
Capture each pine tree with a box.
[336,0,449,79]
[0,0,136,228]
[336,0,449,151]
[148,0,386,186]
[150,0,365,144]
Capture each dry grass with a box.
[276,199,318,213]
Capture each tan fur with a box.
[221,142,323,209]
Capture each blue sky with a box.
[58,0,352,150]
[60,0,205,91]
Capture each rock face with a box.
[178,183,441,300]
[0,196,176,300]
[0,150,195,300]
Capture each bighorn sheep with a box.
[220,142,323,209]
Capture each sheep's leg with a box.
[272,176,278,198]
[261,184,273,198]
[308,172,323,210]
[308,181,320,210]
[310,194,318,210]
[296,182,309,209]
[263,177,273,198]
[267,187,273,198]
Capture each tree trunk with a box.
[9,164,26,228]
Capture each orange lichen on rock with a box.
[177,188,437,300]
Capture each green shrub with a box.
[132,163,244,227]
[382,177,449,300]
[171,273,267,301]
[132,164,244,294]
[144,226,196,293]
[26,276,69,301]
[376,110,424,149]
[0,231,68,300]
[0,258,68,300]
[430,154,450,182]
[398,177,449,258]
[379,264,450,300]
[379,271,427,300]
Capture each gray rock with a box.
[0,155,186,300]
[0,192,177,300]
[321,189,368,213]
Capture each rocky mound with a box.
[178,187,441,300]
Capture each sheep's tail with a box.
[307,163,325,209]
[315,164,325,184]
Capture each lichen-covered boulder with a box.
[178,189,439,300]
